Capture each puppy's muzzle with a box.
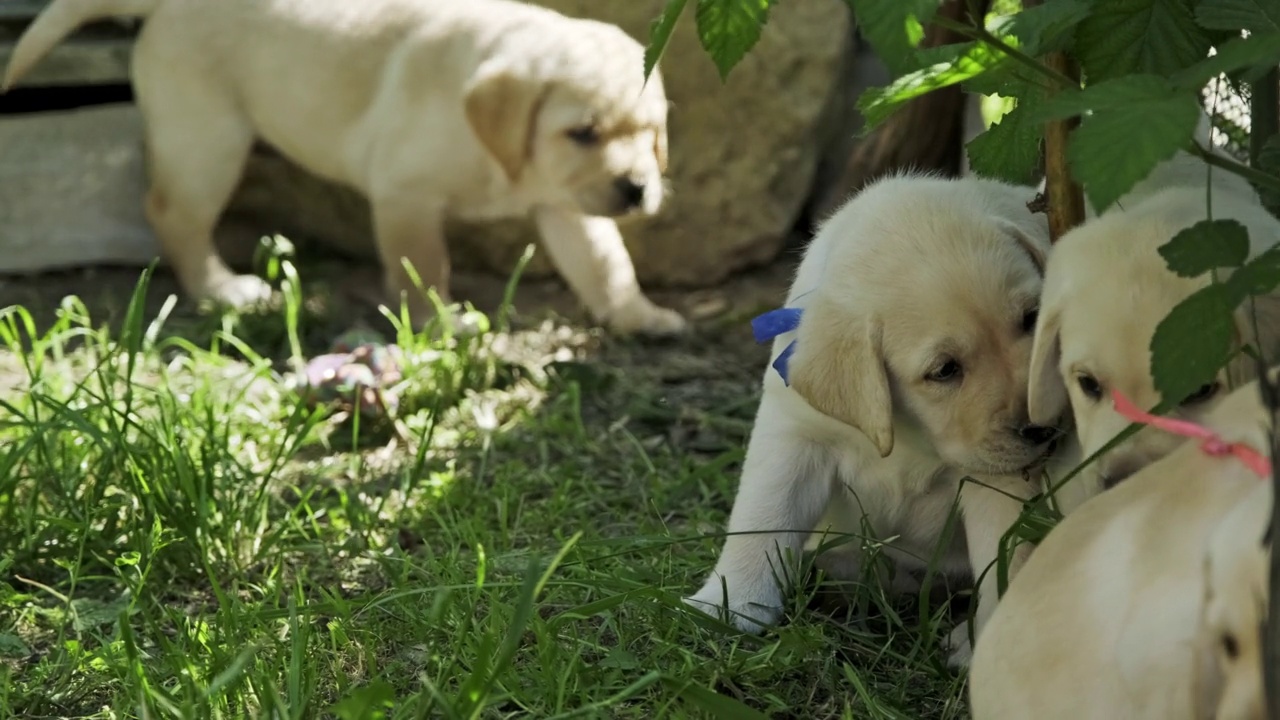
[614,176,647,210]
[1017,424,1059,446]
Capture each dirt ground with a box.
[0,251,801,400]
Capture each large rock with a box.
[0,1,857,288]
[231,0,857,287]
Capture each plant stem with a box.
[1042,52,1085,242]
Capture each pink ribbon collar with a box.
[1112,390,1271,479]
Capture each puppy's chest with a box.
[832,452,961,539]
[445,180,536,221]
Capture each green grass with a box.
[0,257,969,719]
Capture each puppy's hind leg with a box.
[532,206,686,337]
[137,83,267,308]
[685,416,838,633]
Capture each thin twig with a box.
[930,16,1077,89]
[1188,142,1280,194]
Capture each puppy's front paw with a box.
[607,298,688,338]
[204,274,274,309]
[684,578,783,634]
[945,623,974,669]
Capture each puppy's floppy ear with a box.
[788,299,894,457]
[654,128,669,174]
[998,219,1049,276]
[1028,303,1068,426]
[464,63,546,183]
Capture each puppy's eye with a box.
[927,360,963,383]
[1222,632,1239,660]
[566,125,599,145]
[1021,307,1039,334]
[1077,374,1103,401]
[1181,381,1221,407]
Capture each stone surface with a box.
[231,0,858,287]
[0,103,157,274]
[0,2,857,289]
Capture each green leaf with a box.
[1074,0,1213,82]
[848,0,945,75]
[857,41,1005,131]
[1150,283,1238,406]
[331,681,396,720]
[1252,134,1280,215]
[1195,0,1280,32]
[995,0,1095,55]
[1172,31,1280,88]
[1228,245,1280,298]
[0,632,30,658]
[693,0,774,81]
[1158,219,1251,277]
[1048,76,1203,212]
[966,101,1043,184]
[645,0,690,80]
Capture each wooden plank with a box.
[0,37,133,85]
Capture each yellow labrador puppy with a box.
[970,375,1274,720]
[685,173,1059,665]
[4,0,684,335]
[1027,152,1280,504]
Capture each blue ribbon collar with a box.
[750,307,802,385]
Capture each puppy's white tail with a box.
[2,0,160,91]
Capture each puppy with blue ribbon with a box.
[683,171,1063,667]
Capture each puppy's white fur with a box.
[685,174,1056,663]
[1028,148,1280,503]
[5,0,684,335]
[970,374,1274,720]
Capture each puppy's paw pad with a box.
[609,303,688,338]
[683,589,779,634]
[944,624,974,669]
[208,275,274,309]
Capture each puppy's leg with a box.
[138,89,267,307]
[685,415,837,633]
[948,474,1038,667]
[532,206,686,337]
[369,196,456,329]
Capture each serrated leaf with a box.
[1060,79,1202,212]
[1150,283,1238,406]
[966,101,1043,184]
[1195,0,1280,32]
[1159,220,1251,277]
[848,0,945,75]
[857,41,1005,131]
[1252,134,1280,214]
[645,0,690,80]
[1027,74,1178,123]
[1172,31,1280,88]
[0,632,30,658]
[994,0,1094,56]
[694,0,773,81]
[70,596,135,632]
[1075,0,1213,82]
[1229,245,1280,297]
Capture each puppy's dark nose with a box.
[615,177,646,208]
[1018,424,1058,445]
